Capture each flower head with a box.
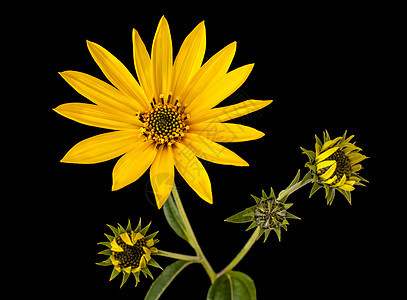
[55,16,272,208]
[301,130,368,204]
[97,219,161,288]
[225,184,300,242]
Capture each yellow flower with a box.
[97,219,161,288]
[55,16,272,208]
[302,131,368,204]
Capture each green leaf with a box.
[207,271,256,300]
[163,194,189,242]
[224,205,256,224]
[107,224,119,237]
[145,260,194,300]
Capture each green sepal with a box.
[246,221,257,231]
[269,187,276,200]
[315,134,323,148]
[285,211,301,220]
[326,187,336,205]
[120,271,131,288]
[98,241,111,248]
[107,224,119,237]
[256,228,266,241]
[109,268,120,281]
[135,218,142,233]
[148,257,163,270]
[104,233,114,242]
[140,221,152,236]
[263,229,271,242]
[301,147,316,162]
[98,249,112,256]
[309,181,322,198]
[126,219,132,231]
[96,257,113,267]
[250,194,261,203]
[301,171,313,184]
[336,188,352,204]
[262,189,268,199]
[144,230,159,241]
[224,205,256,224]
[117,223,126,235]
[274,227,282,242]
[141,266,154,279]
[133,271,140,287]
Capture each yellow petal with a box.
[340,184,355,191]
[316,160,336,171]
[180,41,236,107]
[323,175,338,185]
[315,147,339,163]
[120,232,134,246]
[139,256,147,268]
[150,146,175,209]
[150,247,158,253]
[143,246,152,256]
[110,238,124,252]
[133,29,154,100]
[188,122,265,143]
[131,232,144,244]
[146,239,154,247]
[59,71,140,114]
[319,161,337,180]
[173,142,212,204]
[61,130,142,164]
[189,99,273,124]
[187,64,254,115]
[151,16,173,100]
[110,255,120,265]
[86,41,150,111]
[54,103,142,130]
[183,133,249,166]
[351,164,362,172]
[347,152,368,165]
[320,137,341,152]
[170,21,206,99]
[123,266,132,274]
[112,141,157,191]
[333,174,347,187]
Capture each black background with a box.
[40,1,389,299]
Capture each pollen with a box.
[137,95,189,147]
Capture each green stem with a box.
[216,227,261,278]
[171,183,217,283]
[155,250,200,262]
[277,178,312,201]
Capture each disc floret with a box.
[137,94,190,147]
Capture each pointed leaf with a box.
[250,194,261,203]
[145,260,195,300]
[309,181,322,198]
[120,271,130,288]
[107,224,119,237]
[109,268,120,281]
[163,194,189,242]
[96,257,113,267]
[207,271,256,300]
[224,205,256,224]
[126,219,132,231]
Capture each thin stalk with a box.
[216,227,261,278]
[155,250,200,262]
[171,183,217,283]
[277,178,312,201]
